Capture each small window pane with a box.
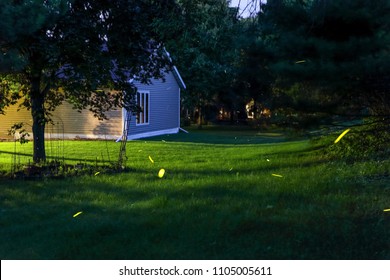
[136,92,149,125]
[145,94,149,123]
[136,92,140,124]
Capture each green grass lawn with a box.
[0,127,389,259]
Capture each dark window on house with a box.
[136,91,149,125]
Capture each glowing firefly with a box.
[73,211,83,218]
[295,60,306,64]
[94,172,100,176]
[158,169,165,178]
[334,129,351,143]
[149,156,154,163]
[384,209,390,212]
[272,174,283,178]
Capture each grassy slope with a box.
[0,128,389,259]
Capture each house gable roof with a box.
[172,65,186,90]
[164,49,186,90]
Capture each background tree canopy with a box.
[163,0,241,126]
[259,0,390,118]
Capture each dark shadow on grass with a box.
[1,174,389,260]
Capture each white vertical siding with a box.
[129,71,180,138]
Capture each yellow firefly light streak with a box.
[334,129,351,143]
[272,174,283,178]
[73,211,83,218]
[149,156,154,163]
[384,209,390,212]
[158,169,165,178]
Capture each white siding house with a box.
[0,67,186,141]
[125,66,186,139]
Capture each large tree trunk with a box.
[197,105,203,128]
[30,75,46,163]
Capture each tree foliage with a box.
[0,0,178,162]
[164,0,241,125]
[259,0,390,119]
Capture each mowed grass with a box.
[0,127,389,259]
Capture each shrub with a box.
[314,120,390,160]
